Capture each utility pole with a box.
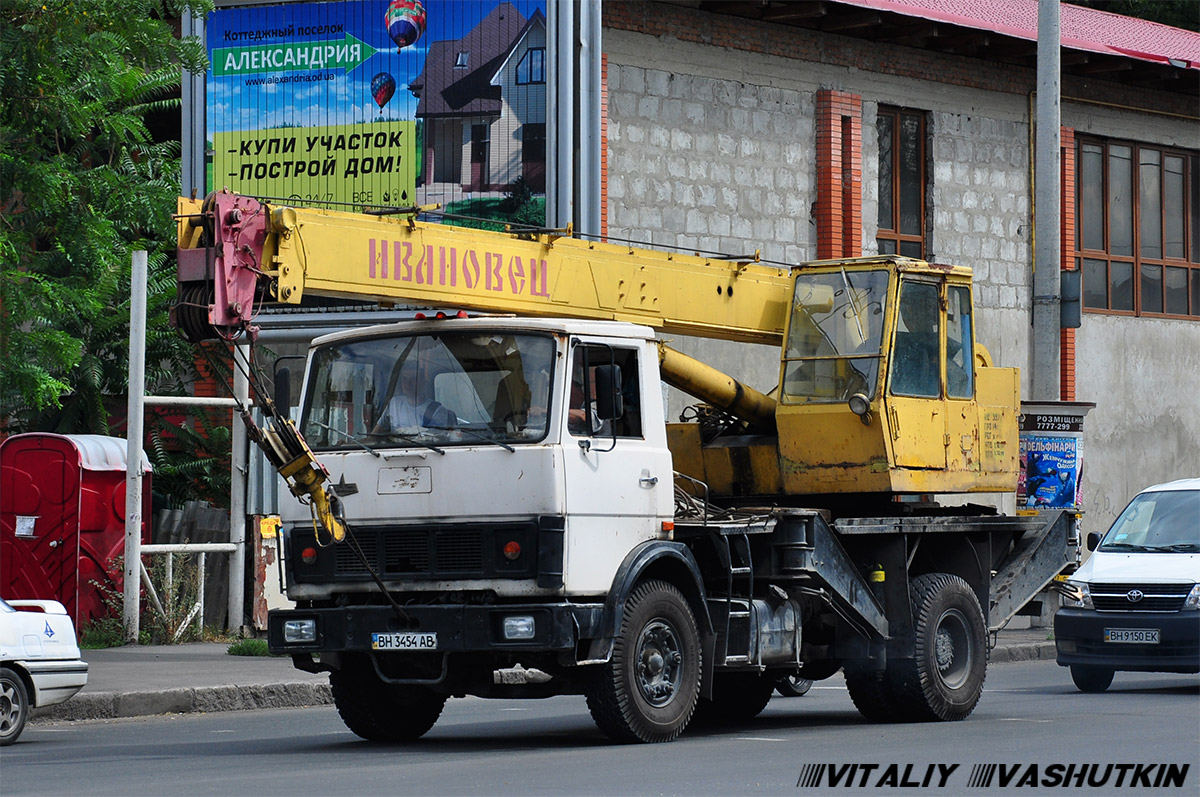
[124,251,148,643]
[1032,0,1062,400]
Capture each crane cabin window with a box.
[782,269,888,403]
[890,280,942,398]
[301,331,555,450]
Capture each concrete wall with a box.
[604,7,1199,530]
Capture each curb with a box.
[990,641,1057,663]
[30,643,1053,723]
[31,681,333,723]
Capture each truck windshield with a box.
[782,269,888,403]
[1099,489,1200,552]
[301,331,555,450]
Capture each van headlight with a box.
[1185,584,1200,610]
[1061,579,1093,609]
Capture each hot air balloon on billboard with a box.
[386,0,426,50]
[370,72,396,109]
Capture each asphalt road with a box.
[5,660,1197,796]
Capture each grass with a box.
[226,638,275,657]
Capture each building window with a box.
[517,47,545,85]
[455,51,469,68]
[877,107,926,259]
[1078,138,1199,318]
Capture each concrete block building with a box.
[599,0,1199,528]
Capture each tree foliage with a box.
[1070,0,1199,31]
[0,1,210,433]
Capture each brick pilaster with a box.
[1060,126,1076,401]
[815,90,863,259]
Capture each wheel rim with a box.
[1,681,21,736]
[932,607,973,690]
[635,618,683,707]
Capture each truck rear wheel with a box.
[844,666,900,722]
[891,572,988,721]
[696,672,776,723]
[586,579,701,743]
[330,657,447,742]
[1069,665,1114,693]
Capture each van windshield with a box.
[1099,489,1200,552]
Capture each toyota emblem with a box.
[1126,589,1144,603]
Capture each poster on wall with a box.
[1018,434,1083,509]
[206,0,547,224]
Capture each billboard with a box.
[206,0,547,220]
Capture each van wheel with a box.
[1,667,30,747]
[889,573,988,721]
[1070,665,1114,693]
[330,657,446,742]
[775,674,814,697]
[586,579,701,743]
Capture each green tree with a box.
[1070,1,1198,31]
[0,1,210,433]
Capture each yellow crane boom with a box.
[176,191,794,347]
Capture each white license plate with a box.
[1104,628,1159,644]
[372,632,437,650]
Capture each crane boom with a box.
[176,191,793,346]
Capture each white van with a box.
[1055,478,1200,692]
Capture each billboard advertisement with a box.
[206,0,547,222]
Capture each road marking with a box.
[998,717,1054,722]
[735,736,788,742]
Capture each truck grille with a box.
[1090,582,1192,612]
[311,522,537,581]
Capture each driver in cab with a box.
[374,365,455,432]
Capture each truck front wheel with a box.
[330,656,447,742]
[586,579,701,743]
[891,572,988,721]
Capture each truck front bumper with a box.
[1054,608,1200,673]
[267,603,607,656]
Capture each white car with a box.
[1,598,90,745]
[1055,478,1200,692]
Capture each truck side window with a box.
[568,346,643,438]
[946,286,974,399]
[890,280,941,398]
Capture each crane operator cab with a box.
[774,256,1018,497]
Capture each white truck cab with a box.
[283,317,673,601]
[1055,478,1200,692]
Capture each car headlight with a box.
[1185,584,1200,610]
[1062,579,1093,609]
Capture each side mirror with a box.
[1086,531,1102,552]
[274,366,292,412]
[593,364,624,421]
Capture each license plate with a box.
[1104,628,1159,644]
[372,632,437,651]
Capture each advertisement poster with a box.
[206,0,547,220]
[1018,435,1082,509]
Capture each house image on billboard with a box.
[410,3,547,193]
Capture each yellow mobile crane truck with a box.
[175,190,1070,743]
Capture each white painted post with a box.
[229,344,249,633]
[123,251,148,643]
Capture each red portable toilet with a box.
[0,434,152,631]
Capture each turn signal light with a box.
[503,540,521,560]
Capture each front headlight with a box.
[1062,579,1093,609]
[1185,584,1200,610]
